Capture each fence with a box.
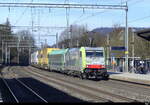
[107,57,150,74]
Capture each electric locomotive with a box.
[79,47,109,79]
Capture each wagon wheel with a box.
[79,72,88,79]
[79,72,83,79]
[103,73,109,80]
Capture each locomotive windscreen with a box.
[86,51,103,57]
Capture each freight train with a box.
[31,47,109,80]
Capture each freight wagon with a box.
[40,48,59,69]
[31,51,38,65]
[48,49,68,72]
[31,48,59,69]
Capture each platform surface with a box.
[108,70,150,85]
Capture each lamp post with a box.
[17,36,20,65]
[2,40,3,64]
[131,28,135,72]
[5,42,7,64]
[56,33,58,48]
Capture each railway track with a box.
[22,66,138,102]
[30,65,150,91]
[109,78,150,88]
[29,66,150,102]
[0,84,2,102]
[0,97,2,102]
[0,66,149,102]
[21,67,111,102]
[1,74,48,103]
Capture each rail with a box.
[24,66,138,102]
[0,69,48,103]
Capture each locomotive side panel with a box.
[65,48,81,71]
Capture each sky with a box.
[0,0,150,47]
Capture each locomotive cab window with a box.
[86,51,103,57]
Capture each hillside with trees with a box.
[58,24,150,59]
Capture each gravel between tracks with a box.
[24,67,137,102]
[1,66,150,102]
[27,66,150,102]
[17,67,110,102]
[0,66,88,103]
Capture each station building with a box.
[108,28,150,73]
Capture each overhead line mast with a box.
[0,3,127,10]
[0,2,129,72]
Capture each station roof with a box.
[136,28,150,41]
[49,49,68,55]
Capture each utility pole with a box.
[125,2,128,72]
[29,48,31,65]
[132,28,135,70]
[5,42,7,64]
[76,40,79,47]
[17,48,19,65]
[56,33,58,48]
[107,34,110,67]
[17,37,20,65]
[89,37,92,47]
[8,47,10,64]
[44,39,47,47]
[70,25,73,47]
[2,40,3,64]
[66,7,70,47]
[41,42,42,49]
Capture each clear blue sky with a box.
[0,0,150,46]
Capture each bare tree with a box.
[59,24,88,43]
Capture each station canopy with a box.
[136,28,150,41]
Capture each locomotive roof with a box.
[49,49,68,55]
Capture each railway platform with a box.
[108,70,150,85]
